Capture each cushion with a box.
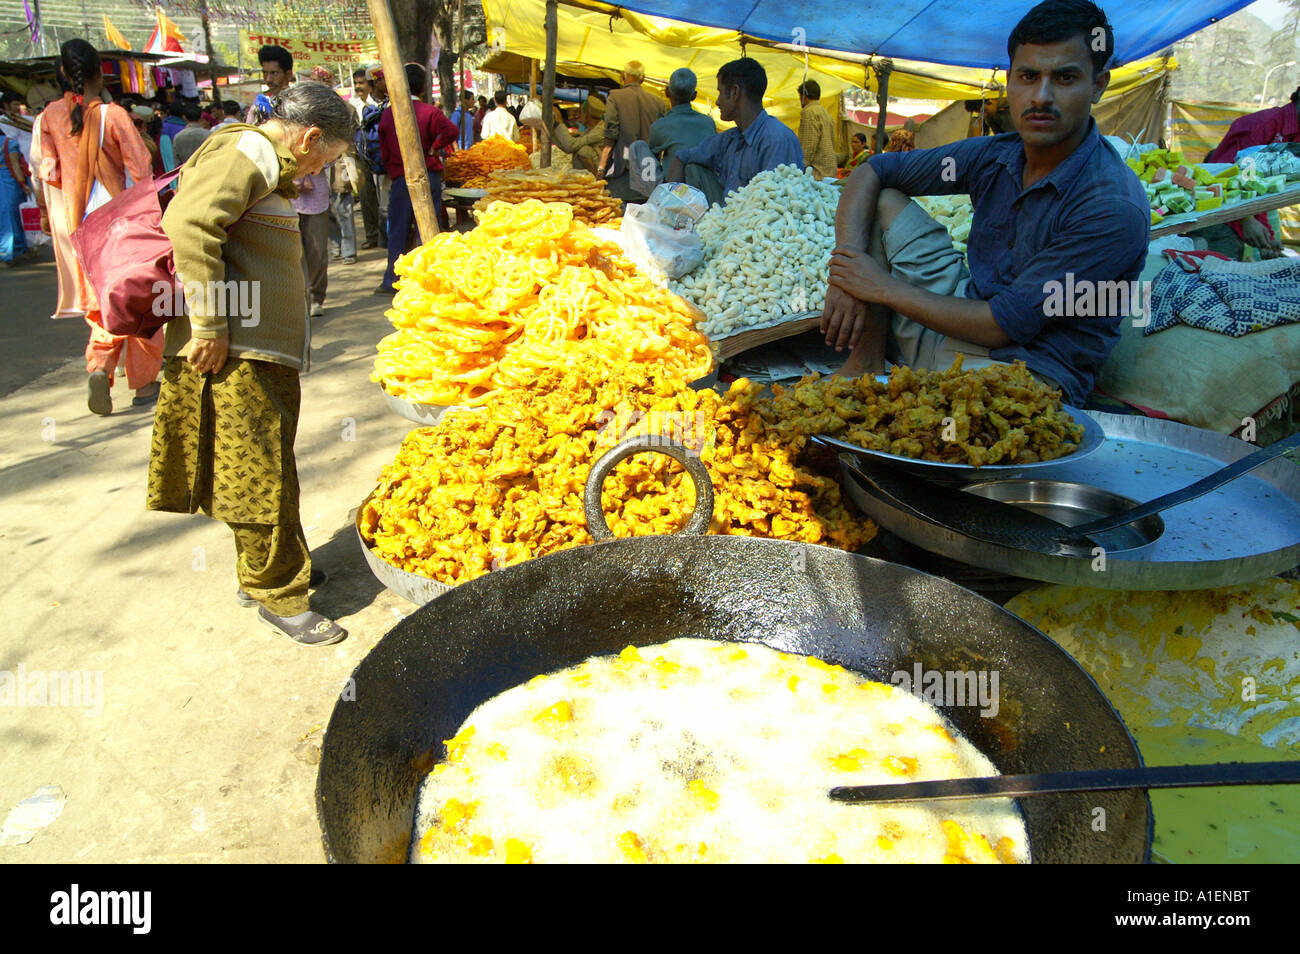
[1096,249,1300,433]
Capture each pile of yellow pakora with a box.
[360,354,875,585]
[761,357,1084,467]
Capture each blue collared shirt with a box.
[450,106,475,150]
[869,120,1149,404]
[676,109,805,202]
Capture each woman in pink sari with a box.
[30,39,163,414]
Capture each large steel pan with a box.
[318,437,1152,863]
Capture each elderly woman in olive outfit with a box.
[147,82,355,645]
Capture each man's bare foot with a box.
[835,353,884,379]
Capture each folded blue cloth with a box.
[1147,255,1300,336]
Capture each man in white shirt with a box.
[481,90,519,142]
[351,67,382,248]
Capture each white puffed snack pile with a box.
[670,164,841,339]
[914,194,974,256]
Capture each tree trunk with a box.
[389,0,435,67]
[435,10,458,112]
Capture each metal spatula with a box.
[1070,431,1300,537]
[830,760,1300,804]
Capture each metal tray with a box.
[355,489,454,605]
[817,405,1105,480]
[962,479,1165,552]
[379,385,477,427]
[840,411,1300,590]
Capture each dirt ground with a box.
[0,241,419,862]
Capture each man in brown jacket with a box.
[599,61,666,201]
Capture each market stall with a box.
[339,0,1300,866]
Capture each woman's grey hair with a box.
[270,80,357,144]
[667,68,697,101]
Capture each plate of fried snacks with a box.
[442,135,532,187]
[788,357,1104,477]
[471,167,623,226]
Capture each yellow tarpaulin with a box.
[485,0,1173,138]
[482,0,852,133]
[1170,100,1253,162]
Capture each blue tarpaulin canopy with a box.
[579,0,1252,69]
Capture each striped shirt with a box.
[798,102,838,179]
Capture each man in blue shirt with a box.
[821,0,1148,404]
[666,57,805,207]
[449,89,477,151]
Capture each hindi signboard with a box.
[238,30,379,71]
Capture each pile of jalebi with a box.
[371,198,714,406]
[443,135,532,187]
[472,167,622,225]
[360,359,876,585]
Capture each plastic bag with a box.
[519,100,542,125]
[19,201,49,247]
[645,182,708,229]
[1236,143,1300,180]
[627,140,659,198]
[620,202,703,278]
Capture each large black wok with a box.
[319,438,1152,863]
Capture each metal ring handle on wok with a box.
[583,434,715,541]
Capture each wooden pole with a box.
[1156,49,1172,148]
[366,0,440,242]
[873,60,892,154]
[455,0,465,102]
[541,0,557,168]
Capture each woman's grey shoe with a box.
[258,606,347,645]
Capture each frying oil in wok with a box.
[410,638,1030,863]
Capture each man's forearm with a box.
[666,156,683,182]
[599,140,614,173]
[882,280,1012,348]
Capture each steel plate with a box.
[355,490,453,605]
[379,385,477,427]
[817,405,1105,480]
[961,479,1165,552]
[840,412,1300,590]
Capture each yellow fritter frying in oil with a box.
[360,352,875,585]
[762,357,1084,467]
